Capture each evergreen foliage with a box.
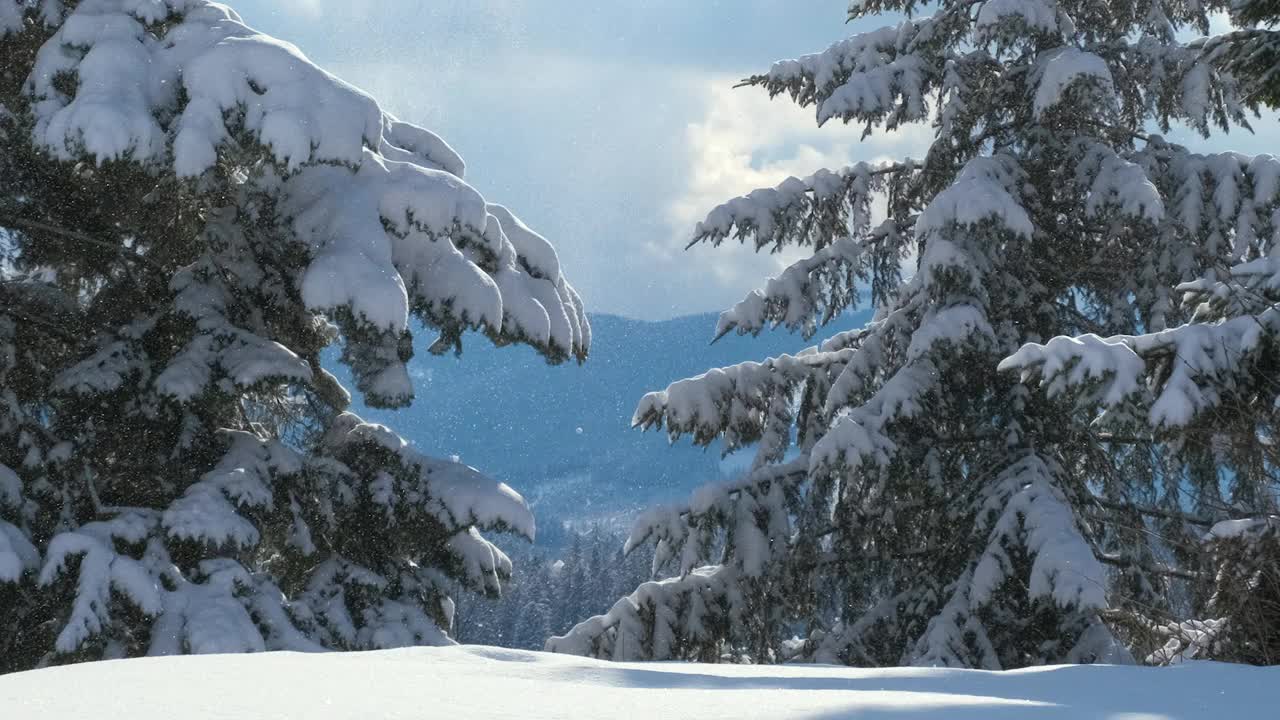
[451,526,654,651]
[0,0,587,673]
[550,0,1278,668]
[1201,1,1280,108]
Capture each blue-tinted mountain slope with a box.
[334,310,871,530]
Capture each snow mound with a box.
[1033,48,1115,118]
[1,646,1274,719]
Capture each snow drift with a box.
[1,646,1273,719]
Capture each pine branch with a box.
[0,298,81,344]
[83,467,159,519]
[1091,498,1215,527]
[801,544,944,571]
[0,214,165,273]
[661,460,810,522]
[1096,553,1202,581]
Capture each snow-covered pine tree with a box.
[549,0,1266,667]
[553,533,586,632]
[1000,3,1280,666]
[512,559,554,650]
[0,0,588,673]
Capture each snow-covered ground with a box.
[1,646,1274,719]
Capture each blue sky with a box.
[233,1,1279,320]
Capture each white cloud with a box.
[269,0,323,17]
[647,76,931,312]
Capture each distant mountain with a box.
[333,310,871,539]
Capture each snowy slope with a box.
[2,646,1272,719]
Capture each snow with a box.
[286,159,494,336]
[488,204,563,284]
[52,338,143,395]
[38,530,163,653]
[973,455,1107,610]
[975,0,1071,39]
[695,175,814,247]
[162,431,299,549]
[915,156,1033,241]
[149,561,271,656]
[329,414,537,541]
[822,52,927,125]
[764,22,928,126]
[1,645,1275,719]
[1084,147,1165,222]
[425,454,533,538]
[1181,61,1213,126]
[0,462,19,509]
[180,32,381,174]
[1032,48,1115,119]
[811,361,936,474]
[1249,154,1280,207]
[634,353,810,451]
[0,519,38,583]
[548,564,739,660]
[716,236,864,338]
[1206,516,1279,540]
[906,304,993,361]
[1003,310,1280,428]
[447,527,514,594]
[25,1,379,174]
[162,483,260,548]
[1000,334,1147,408]
[1148,619,1227,665]
[0,1,22,35]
